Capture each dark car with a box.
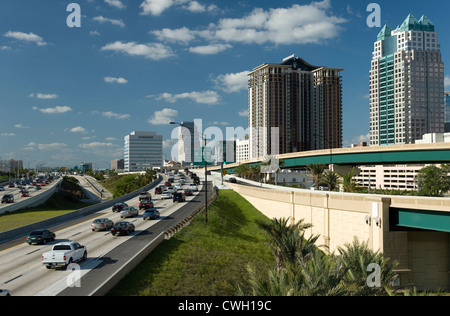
[142,208,160,220]
[21,190,30,197]
[229,177,237,183]
[26,230,55,245]
[111,222,135,236]
[155,187,163,194]
[164,181,171,187]
[1,194,14,204]
[184,189,193,196]
[112,202,128,212]
[139,199,154,210]
[173,192,186,203]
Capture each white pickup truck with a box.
[42,242,87,269]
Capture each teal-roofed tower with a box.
[369,14,444,146]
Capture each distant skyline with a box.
[1,0,449,169]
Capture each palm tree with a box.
[337,238,399,295]
[338,167,357,192]
[257,218,319,276]
[307,164,326,190]
[323,170,339,191]
[248,165,261,182]
[236,164,250,179]
[297,250,354,296]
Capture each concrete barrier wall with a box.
[89,232,166,296]
[0,175,162,243]
[0,178,63,215]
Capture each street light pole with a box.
[170,121,208,223]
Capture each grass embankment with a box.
[108,190,275,296]
[0,177,88,232]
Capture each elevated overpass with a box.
[209,143,450,173]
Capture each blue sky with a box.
[0,0,449,170]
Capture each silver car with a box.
[120,206,139,218]
[91,218,114,231]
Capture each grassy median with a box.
[108,189,275,296]
[0,193,89,232]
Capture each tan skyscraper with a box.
[248,54,343,159]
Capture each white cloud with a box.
[14,124,29,129]
[0,45,11,50]
[148,108,178,125]
[214,71,249,93]
[151,27,197,43]
[29,93,58,99]
[79,142,115,149]
[69,126,87,133]
[104,76,128,84]
[101,111,131,120]
[183,1,216,13]
[445,75,450,88]
[24,142,68,151]
[157,90,220,105]
[214,2,346,45]
[90,30,101,36]
[34,106,73,114]
[140,0,175,16]
[93,16,126,28]
[238,109,248,117]
[152,1,346,46]
[101,41,174,60]
[188,43,232,55]
[1,133,15,137]
[4,31,47,46]
[105,0,126,9]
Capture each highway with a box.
[0,178,59,212]
[0,174,210,296]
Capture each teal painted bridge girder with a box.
[283,149,450,168]
[391,208,450,233]
[210,144,450,173]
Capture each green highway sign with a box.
[193,148,212,166]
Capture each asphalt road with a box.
[0,175,213,296]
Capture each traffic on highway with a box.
[0,170,205,296]
[0,175,59,210]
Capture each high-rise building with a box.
[369,14,445,146]
[124,131,163,172]
[248,54,343,159]
[177,121,200,166]
[110,159,124,170]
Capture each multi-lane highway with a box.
[0,178,58,211]
[0,173,210,296]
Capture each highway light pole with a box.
[170,121,209,223]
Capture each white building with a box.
[235,139,250,163]
[415,132,450,144]
[124,131,163,172]
[370,14,445,146]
